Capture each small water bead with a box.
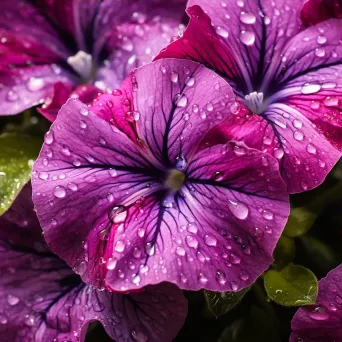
[53,186,66,199]
[38,172,49,180]
[317,35,327,44]
[67,182,78,191]
[61,146,71,156]
[170,72,179,83]
[301,83,321,95]
[7,294,19,306]
[230,281,238,291]
[187,224,198,234]
[198,273,208,284]
[274,148,284,159]
[0,315,7,325]
[240,271,249,281]
[216,26,229,38]
[318,160,326,168]
[109,206,127,223]
[73,160,81,167]
[204,234,217,247]
[229,253,241,264]
[137,228,145,238]
[114,240,125,253]
[323,96,339,107]
[192,104,199,113]
[7,90,19,101]
[145,242,155,256]
[262,209,274,220]
[236,0,244,7]
[216,270,227,285]
[206,102,214,112]
[240,30,255,45]
[293,119,303,129]
[44,130,54,144]
[27,77,44,91]
[132,274,141,285]
[308,307,330,321]
[186,235,198,248]
[228,200,249,220]
[240,12,256,24]
[106,258,117,270]
[293,131,304,141]
[79,106,89,116]
[176,246,186,256]
[24,314,36,327]
[79,120,87,129]
[185,76,195,86]
[306,143,317,154]
[175,94,188,107]
[328,303,338,312]
[315,48,325,57]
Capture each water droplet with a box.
[306,143,317,154]
[38,172,49,180]
[308,307,330,321]
[145,242,155,256]
[53,186,66,199]
[317,35,327,44]
[185,76,195,86]
[138,228,145,238]
[131,330,148,342]
[315,47,325,57]
[109,206,127,223]
[186,235,198,248]
[176,246,186,256]
[262,209,274,220]
[204,234,217,247]
[230,281,238,291]
[206,102,214,112]
[293,119,303,129]
[7,294,19,306]
[7,90,18,102]
[293,131,304,141]
[228,200,249,220]
[240,12,256,24]
[323,96,339,107]
[216,270,227,285]
[229,253,241,264]
[67,182,78,191]
[170,72,178,83]
[216,26,229,38]
[27,77,44,91]
[301,83,321,95]
[79,106,89,116]
[274,148,284,159]
[198,273,208,284]
[0,315,7,325]
[79,120,87,129]
[175,94,188,107]
[44,130,54,144]
[240,30,255,45]
[132,274,141,285]
[107,258,117,270]
[115,240,125,253]
[24,314,35,327]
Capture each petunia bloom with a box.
[0,0,186,121]
[0,184,187,342]
[156,0,342,193]
[31,59,290,293]
[301,0,342,26]
[290,263,342,341]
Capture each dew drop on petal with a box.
[204,234,217,247]
[44,130,54,144]
[301,83,321,95]
[107,258,117,270]
[176,246,186,256]
[228,200,249,220]
[67,182,78,191]
[306,143,317,154]
[53,186,66,199]
[240,12,256,24]
[216,270,227,285]
[240,30,255,45]
[308,307,330,321]
[293,131,304,141]
[175,94,188,107]
[7,294,19,306]
[216,26,229,38]
[114,240,125,253]
[170,72,178,83]
[274,148,284,159]
[186,235,198,248]
[79,106,89,116]
[262,209,274,220]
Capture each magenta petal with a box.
[301,0,342,26]
[0,64,72,116]
[291,264,342,342]
[0,185,187,342]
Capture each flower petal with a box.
[290,264,342,342]
[130,58,237,166]
[157,1,305,94]
[32,97,164,285]
[101,143,289,292]
[301,0,342,26]
[1,184,187,342]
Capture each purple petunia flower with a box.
[31,59,290,293]
[0,0,186,121]
[0,184,187,342]
[156,0,342,193]
[290,263,342,341]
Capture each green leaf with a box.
[204,288,249,318]
[0,133,42,215]
[300,236,339,272]
[264,264,318,306]
[283,207,317,238]
[273,236,295,269]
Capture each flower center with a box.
[67,50,95,82]
[244,91,266,114]
[165,169,186,191]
